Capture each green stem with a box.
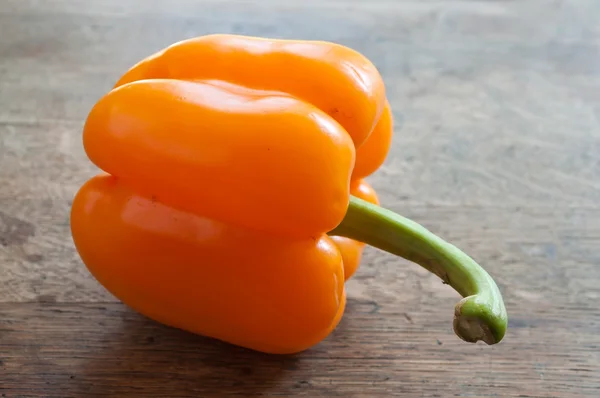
[330,195,507,345]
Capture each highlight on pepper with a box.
[70,34,507,355]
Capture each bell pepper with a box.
[70,34,507,355]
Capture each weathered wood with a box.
[2,0,600,396]
[1,302,598,397]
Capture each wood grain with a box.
[1,0,600,396]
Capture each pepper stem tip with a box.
[453,296,504,345]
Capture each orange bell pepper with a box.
[70,34,507,355]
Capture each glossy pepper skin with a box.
[72,35,508,355]
[114,34,386,149]
[72,35,390,354]
[71,174,346,354]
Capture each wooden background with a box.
[1,0,599,396]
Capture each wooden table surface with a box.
[2,0,600,396]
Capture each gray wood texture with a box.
[1,0,600,396]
